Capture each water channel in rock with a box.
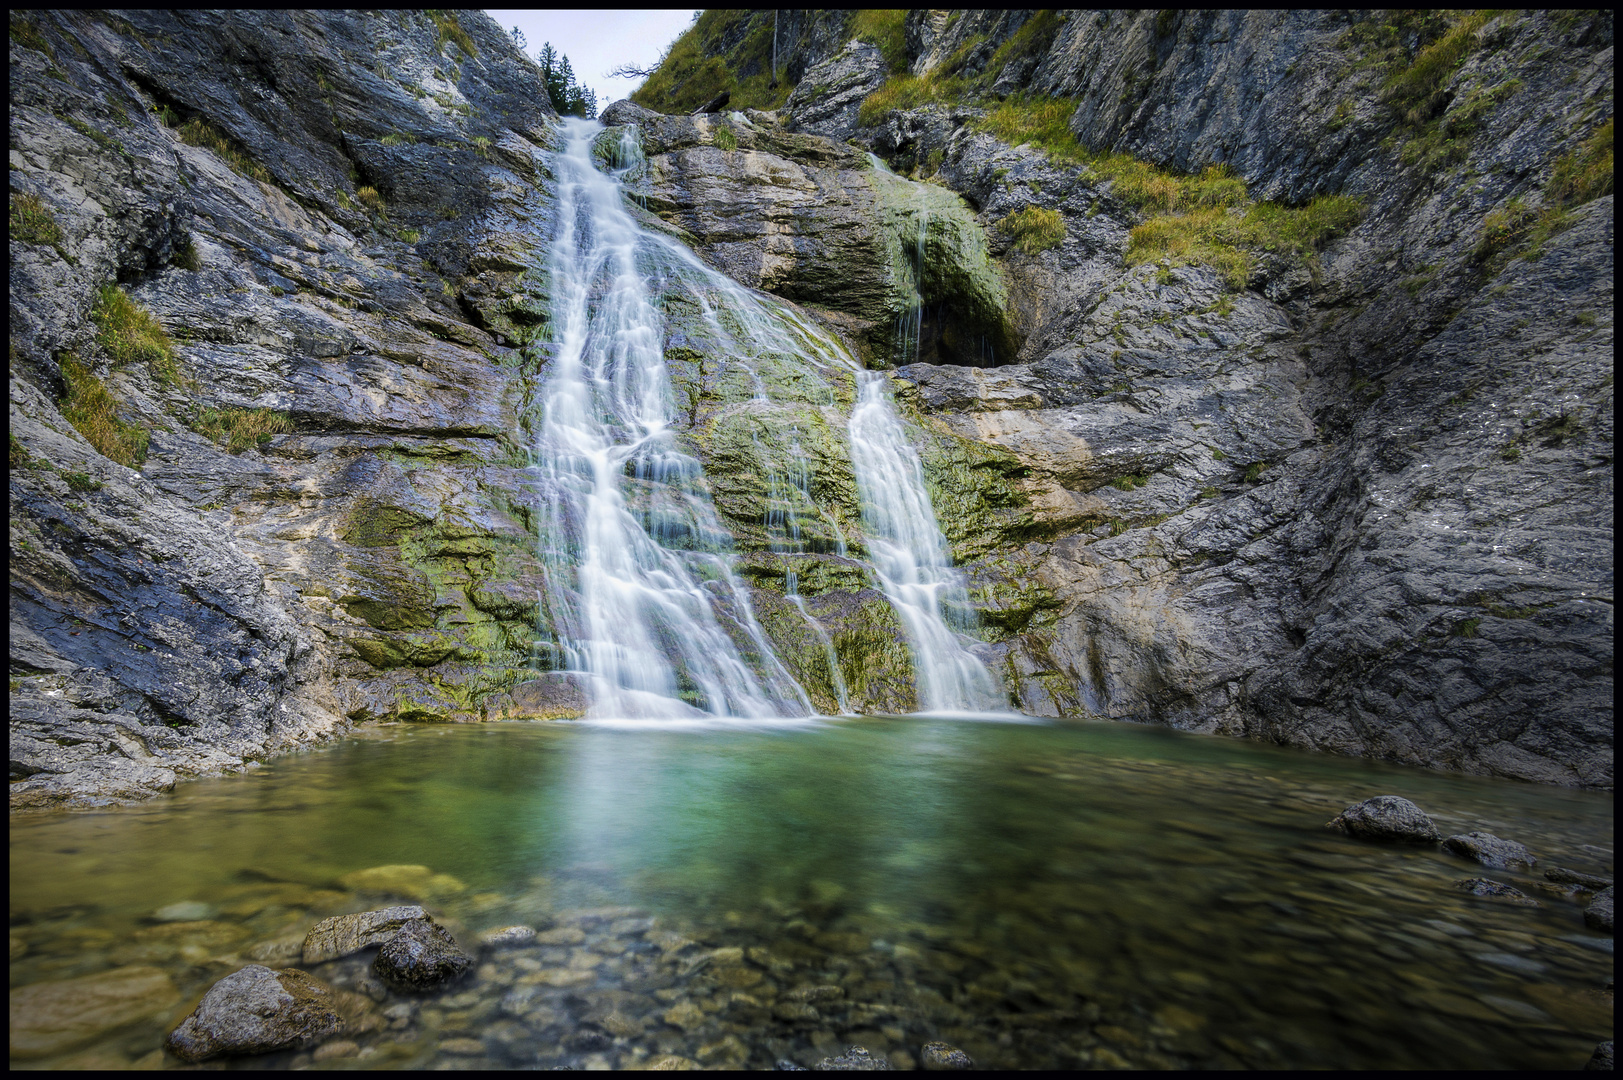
[9,719,1612,1069]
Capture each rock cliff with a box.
[9,9,1613,804]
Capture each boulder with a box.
[9,965,178,1059]
[1442,832,1537,870]
[1326,796,1441,843]
[372,918,474,991]
[920,1041,976,1070]
[814,1045,892,1070]
[302,905,428,964]
[165,965,344,1062]
[1454,879,1542,906]
[1583,886,1613,933]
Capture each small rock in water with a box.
[165,965,344,1062]
[1585,1040,1614,1071]
[373,919,474,991]
[776,1061,810,1071]
[302,905,428,964]
[919,1041,976,1070]
[152,900,217,922]
[1583,887,1614,933]
[1442,832,1537,869]
[1454,879,1542,906]
[814,1045,892,1070]
[1548,866,1613,890]
[1326,796,1441,842]
[479,924,538,949]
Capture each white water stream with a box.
[534,117,1000,718]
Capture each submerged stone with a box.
[165,965,343,1062]
[1326,796,1441,843]
[920,1041,976,1070]
[9,965,179,1060]
[337,864,467,900]
[1453,879,1542,906]
[814,1044,892,1070]
[1547,866,1613,890]
[1443,832,1537,869]
[479,924,538,949]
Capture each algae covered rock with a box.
[165,964,343,1062]
[301,904,429,964]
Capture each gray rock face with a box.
[164,964,344,1062]
[372,918,474,991]
[1327,796,1441,843]
[1442,832,1537,870]
[301,905,429,965]
[1584,886,1614,933]
[784,40,890,142]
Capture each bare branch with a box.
[605,62,657,80]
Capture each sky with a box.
[484,9,697,112]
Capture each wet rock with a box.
[777,1061,811,1071]
[1442,832,1537,869]
[338,864,467,900]
[165,964,344,1063]
[1586,1041,1614,1070]
[313,1039,360,1061]
[920,1041,975,1070]
[302,905,428,964]
[440,1037,486,1055]
[373,918,474,991]
[1326,797,1441,843]
[1584,887,1614,934]
[1548,867,1614,890]
[563,1027,613,1052]
[1454,879,1542,907]
[663,999,706,1031]
[9,965,179,1059]
[479,924,538,949]
[815,1044,892,1070]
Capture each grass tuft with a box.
[849,9,909,74]
[999,206,1066,254]
[59,354,150,466]
[176,117,273,184]
[91,285,177,383]
[192,406,293,453]
[10,192,63,246]
[428,10,476,58]
[1546,117,1613,207]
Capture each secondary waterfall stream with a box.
[535,117,1000,718]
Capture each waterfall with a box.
[532,116,1001,720]
[848,371,1004,712]
[534,118,811,720]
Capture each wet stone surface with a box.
[7,721,1614,1070]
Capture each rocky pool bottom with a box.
[8,718,1614,1070]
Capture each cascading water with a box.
[534,117,810,720]
[848,371,1004,712]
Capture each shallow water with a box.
[9,717,1614,1069]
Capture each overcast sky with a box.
[484,9,697,112]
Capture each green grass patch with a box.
[998,206,1066,254]
[428,10,476,58]
[1546,117,1613,207]
[1242,461,1267,483]
[91,285,176,382]
[1109,472,1151,491]
[63,470,103,492]
[192,406,293,452]
[849,9,909,74]
[712,124,737,151]
[1380,11,1494,125]
[176,117,272,184]
[631,10,791,114]
[59,354,149,467]
[10,192,62,246]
